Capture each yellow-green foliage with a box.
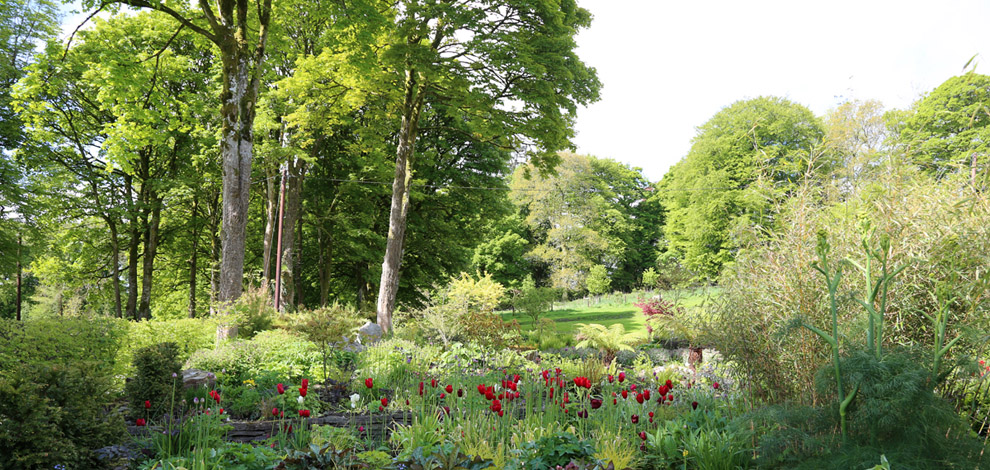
[574,323,639,363]
[594,431,639,470]
[710,167,990,403]
[447,272,506,314]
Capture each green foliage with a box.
[186,329,323,385]
[585,265,612,296]
[659,96,826,281]
[748,348,986,469]
[709,167,990,402]
[0,363,124,469]
[507,432,597,470]
[276,443,368,470]
[574,323,639,364]
[900,73,990,176]
[391,414,446,461]
[0,317,127,377]
[395,443,495,470]
[416,273,520,348]
[512,154,659,293]
[230,287,277,338]
[512,276,556,337]
[292,304,364,379]
[127,342,182,418]
[123,318,219,368]
[641,268,660,291]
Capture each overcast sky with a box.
[571,0,990,181]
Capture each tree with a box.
[659,96,825,280]
[900,73,990,180]
[641,267,659,291]
[823,99,892,185]
[585,264,611,296]
[364,0,601,332]
[511,153,655,293]
[79,0,275,306]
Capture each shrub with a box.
[123,317,218,369]
[507,431,597,470]
[231,286,276,338]
[291,304,364,380]
[422,272,509,347]
[126,342,182,418]
[709,168,990,403]
[574,323,640,365]
[185,329,322,385]
[0,363,124,469]
[0,317,127,379]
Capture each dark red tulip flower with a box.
[381,397,388,407]
[457,388,464,397]
[365,378,374,389]
[277,383,285,395]
[299,387,307,397]
[631,414,639,424]
[145,400,151,409]
[136,418,146,426]
[301,378,309,389]
[608,375,614,383]
[712,382,720,390]
[591,398,603,409]
[621,390,628,399]
[639,431,647,441]
[299,409,311,418]
[445,384,453,394]
[618,372,625,383]
[692,401,698,410]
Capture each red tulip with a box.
[301,378,309,389]
[643,390,651,401]
[639,431,647,441]
[219,408,224,414]
[406,399,410,405]
[613,399,617,405]
[618,372,625,383]
[365,378,374,389]
[440,393,446,399]
[381,397,388,407]
[277,383,285,395]
[144,400,151,409]
[358,426,365,432]
[608,375,614,383]
[378,406,383,411]
[665,379,672,388]
[636,393,644,404]
[272,407,279,416]
[478,384,486,396]
[299,387,307,397]
[630,384,637,391]
[591,398,602,409]
[498,409,504,417]
[712,382,720,390]
[457,388,463,397]
[431,378,437,388]
[631,414,639,424]
[445,384,453,394]
[648,411,654,418]
[136,418,146,426]
[692,401,698,410]
[299,409,311,418]
[621,390,628,399]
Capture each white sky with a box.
[571,0,990,181]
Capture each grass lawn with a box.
[501,287,719,339]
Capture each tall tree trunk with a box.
[376,70,426,333]
[189,194,200,318]
[262,162,277,292]
[15,233,21,321]
[318,227,331,307]
[107,219,122,318]
[125,175,141,320]
[138,189,161,320]
[278,157,306,312]
[208,189,222,316]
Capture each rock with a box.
[357,322,384,344]
[182,368,216,389]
